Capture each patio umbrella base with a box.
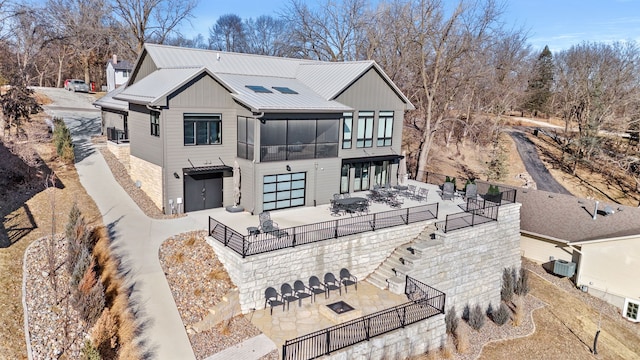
[225,205,244,213]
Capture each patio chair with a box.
[404,184,417,199]
[340,268,358,293]
[333,193,342,201]
[264,287,284,315]
[324,272,342,298]
[308,276,327,302]
[261,220,288,239]
[343,193,351,198]
[293,280,313,305]
[464,183,478,201]
[442,182,455,201]
[416,188,429,202]
[329,200,342,216]
[258,211,278,229]
[280,283,299,310]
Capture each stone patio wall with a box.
[410,202,522,313]
[207,221,429,313]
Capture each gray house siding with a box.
[101,110,125,132]
[130,51,158,85]
[129,104,163,166]
[162,74,243,211]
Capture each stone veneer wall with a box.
[325,315,445,360]
[106,142,130,171]
[129,155,163,210]
[410,203,522,312]
[207,221,429,313]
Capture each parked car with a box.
[65,79,90,93]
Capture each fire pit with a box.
[319,301,362,323]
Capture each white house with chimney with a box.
[106,54,133,92]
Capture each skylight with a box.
[246,85,272,93]
[272,86,298,94]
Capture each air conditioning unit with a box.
[553,259,576,278]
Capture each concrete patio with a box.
[208,180,468,235]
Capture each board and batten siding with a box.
[101,110,125,132]
[129,51,158,85]
[128,104,163,166]
[162,74,242,211]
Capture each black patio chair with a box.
[343,193,351,198]
[308,276,327,302]
[324,272,342,298]
[415,188,429,202]
[280,283,299,310]
[340,268,358,293]
[264,287,284,315]
[329,200,342,216]
[465,183,478,201]
[293,280,313,306]
[404,184,417,199]
[260,220,288,239]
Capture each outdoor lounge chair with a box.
[404,184,417,199]
[340,268,358,293]
[442,182,455,201]
[280,283,299,310]
[264,287,284,315]
[308,276,327,302]
[464,183,478,201]
[324,272,342,298]
[293,280,313,305]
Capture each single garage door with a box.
[184,173,223,212]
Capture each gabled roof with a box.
[93,84,129,112]
[119,43,414,112]
[115,67,211,106]
[107,59,134,71]
[516,187,640,243]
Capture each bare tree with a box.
[208,14,247,52]
[244,15,290,56]
[112,0,198,56]
[282,0,369,61]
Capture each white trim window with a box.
[623,298,639,322]
[184,114,222,145]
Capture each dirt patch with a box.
[0,114,102,358]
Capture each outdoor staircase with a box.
[367,224,441,294]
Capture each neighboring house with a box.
[517,188,640,322]
[106,54,133,92]
[96,43,413,214]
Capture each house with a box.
[96,43,414,214]
[106,54,133,92]
[517,188,640,322]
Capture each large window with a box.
[150,110,160,137]
[340,164,350,193]
[377,111,394,146]
[356,111,374,148]
[263,172,306,210]
[184,114,222,145]
[260,118,339,162]
[342,112,353,149]
[237,116,255,160]
[373,161,390,187]
[353,162,370,191]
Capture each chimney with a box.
[112,54,117,65]
[593,200,599,220]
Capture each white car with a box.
[65,79,90,93]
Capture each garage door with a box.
[184,173,223,212]
[263,172,306,211]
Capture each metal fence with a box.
[282,276,445,360]
[436,203,500,233]
[209,203,439,258]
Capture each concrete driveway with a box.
[38,87,204,359]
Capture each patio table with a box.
[334,197,369,214]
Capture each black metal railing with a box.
[435,203,500,233]
[106,127,129,144]
[413,172,517,206]
[282,276,445,360]
[209,204,439,258]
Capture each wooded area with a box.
[1,0,639,186]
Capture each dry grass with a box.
[208,267,229,281]
[442,336,456,358]
[455,326,470,354]
[173,251,185,263]
[512,296,524,327]
[0,113,102,359]
[185,235,196,246]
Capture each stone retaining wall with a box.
[129,155,163,210]
[106,141,130,171]
[207,221,429,313]
[410,203,522,312]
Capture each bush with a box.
[468,304,485,331]
[515,268,530,296]
[445,306,459,335]
[492,303,511,326]
[501,267,515,303]
[513,296,524,326]
[81,340,102,360]
[75,264,106,326]
[52,117,74,163]
[71,247,92,290]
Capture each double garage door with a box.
[184,173,223,212]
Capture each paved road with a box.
[38,87,204,359]
[509,130,572,195]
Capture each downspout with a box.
[251,111,265,215]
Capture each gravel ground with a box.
[159,231,277,360]
[24,235,88,359]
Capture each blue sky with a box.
[183,0,640,52]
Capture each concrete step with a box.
[386,276,406,294]
[400,253,420,265]
[393,264,412,277]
